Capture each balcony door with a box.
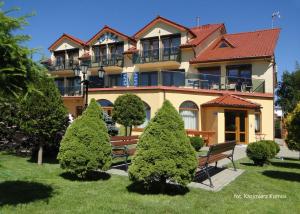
[141,38,159,62]
[161,35,180,60]
[225,110,248,144]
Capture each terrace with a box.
[89,71,265,93]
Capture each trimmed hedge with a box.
[189,136,204,151]
[58,99,112,177]
[128,100,197,189]
[246,140,279,166]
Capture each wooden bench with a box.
[110,135,139,170]
[198,141,236,187]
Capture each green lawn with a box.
[0,152,299,214]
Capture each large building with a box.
[45,16,280,145]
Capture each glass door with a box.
[225,110,248,144]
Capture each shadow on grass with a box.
[240,162,256,166]
[127,182,189,196]
[0,181,53,206]
[262,170,300,182]
[271,161,300,169]
[27,156,59,164]
[60,171,111,181]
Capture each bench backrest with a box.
[110,135,139,147]
[208,141,236,156]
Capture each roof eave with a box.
[190,55,273,64]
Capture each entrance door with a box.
[225,110,248,144]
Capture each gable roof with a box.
[201,94,261,109]
[86,25,135,45]
[181,24,225,48]
[191,28,280,63]
[133,15,196,39]
[48,33,85,51]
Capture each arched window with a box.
[179,101,199,130]
[97,99,113,116]
[139,102,151,128]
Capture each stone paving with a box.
[107,141,299,192]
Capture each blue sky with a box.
[3,0,300,79]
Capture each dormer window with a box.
[219,41,229,48]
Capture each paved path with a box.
[275,139,300,159]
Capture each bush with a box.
[246,141,278,166]
[189,136,204,151]
[58,99,112,178]
[128,100,197,190]
[112,94,145,136]
[286,102,300,155]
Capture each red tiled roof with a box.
[123,47,138,54]
[201,94,261,109]
[191,28,280,63]
[79,52,91,59]
[86,25,135,45]
[48,33,85,51]
[181,24,225,48]
[134,16,196,39]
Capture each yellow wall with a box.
[63,97,84,117]
[87,88,274,144]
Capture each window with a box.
[141,38,159,60]
[162,35,180,59]
[255,112,261,133]
[226,65,252,90]
[179,101,199,130]
[107,74,121,87]
[54,78,64,95]
[89,75,104,88]
[198,67,221,89]
[93,45,106,63]
[97,99,114,116]
[139,102,151,128]
[139,72,158,86]
[162,70,185,86]
[219,41,228,48]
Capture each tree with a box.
[19,71,68,164]
[0,3,36,97]
[276,64,300,115]
[286,102,300,159]
[112,94,145,136]
[103,112,119,136]
[58,99,112,177]
[128,100,197,190]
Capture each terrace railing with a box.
[133,47,181,64]
[90,54,124,67]
[57,86,82,96]
[95,71,266,93]
[49,59,79,71]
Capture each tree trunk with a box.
[125,126,128,136]
[37,144,43,165]
[129,126,132,136]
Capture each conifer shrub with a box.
[246,140,278,166]
[128,100,197,189]
[189,136,204,151]
[58,99,112,178]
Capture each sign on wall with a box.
[122,73,129,86]
[99,32,119,43]
[133,72,139,86]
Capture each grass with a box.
[0,153,299,214]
